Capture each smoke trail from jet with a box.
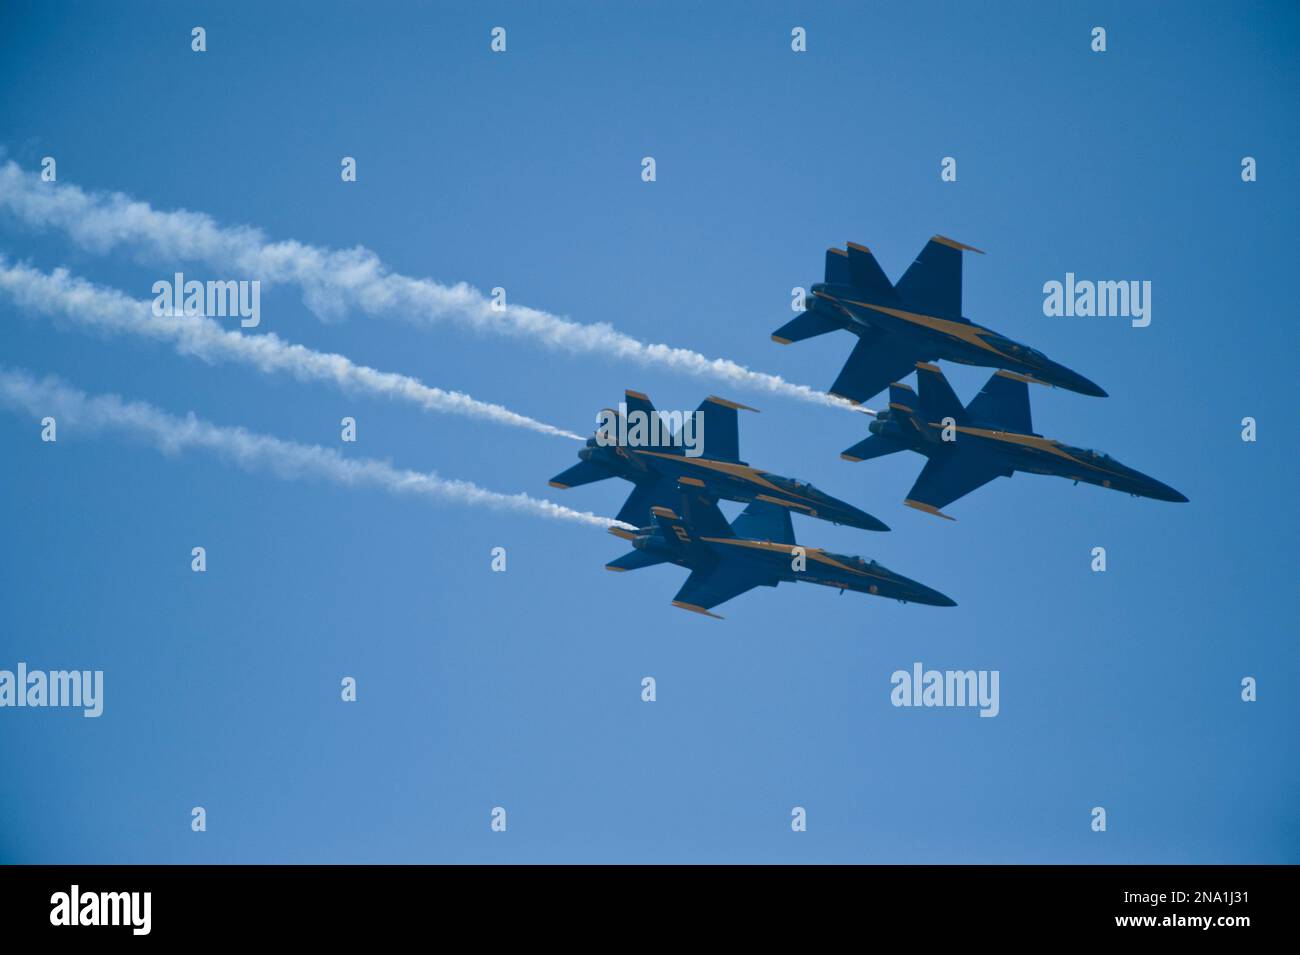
[0,367,627,529]
[0,258,583,440]
[0,161,853,410]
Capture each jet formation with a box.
[551,235,1185,618]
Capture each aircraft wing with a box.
[829,331,923,405]
[671,562,774,618]
[903,451,1009,519]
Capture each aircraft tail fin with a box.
[649,489,734,550]
[886,380,920,414]
[895,235,982,321]
[729,500,796,545]
[623,389,657,421]
[617,388,693,457]
[842,381,923,460]
[824,246,853,285]
[615,477,677,527]
[915,363,968,425]
[964,370,1034,434]
[845,242,899,301]
[692,395,755,464]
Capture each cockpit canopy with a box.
[1063,444,1114,462]
[823,550,878,569]
[769,474,819,497]
[982,332,1045,362]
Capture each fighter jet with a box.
[772,236,1107,403]
[550,390,889,531]
[841,363,1188,519]
[606,488,955,618]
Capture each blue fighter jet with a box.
[772,236,1107,403]
[842,363,1188,519]
[606,488,955,618]
[550,390,888,531]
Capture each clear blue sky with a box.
[1,1,1296,863]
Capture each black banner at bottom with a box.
[0,865,1281,940]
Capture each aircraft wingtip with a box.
[672,601,723,619]
[904,499,956,521]
[932,234,985,254]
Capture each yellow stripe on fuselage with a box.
[948,425,1130,481]
[700,538,889,580]
[633,450,819,508]
[839,299,1013,361]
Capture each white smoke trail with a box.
[0,257,583,440]
[0,367,627,529]
[0,161,853,410]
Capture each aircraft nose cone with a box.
[893,575,957,607]
[1154,482,1189,503]
[918,588,958,608]
[1126,468,1187,502]
[1062,368,1108,398]
[824,499,890,532]
[850,508,891,533]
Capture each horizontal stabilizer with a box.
[605,549,670,573]
[548,459,610,490]
[841,433,908,462]
[772,307,845,344]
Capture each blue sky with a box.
[1,1,1296,863]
